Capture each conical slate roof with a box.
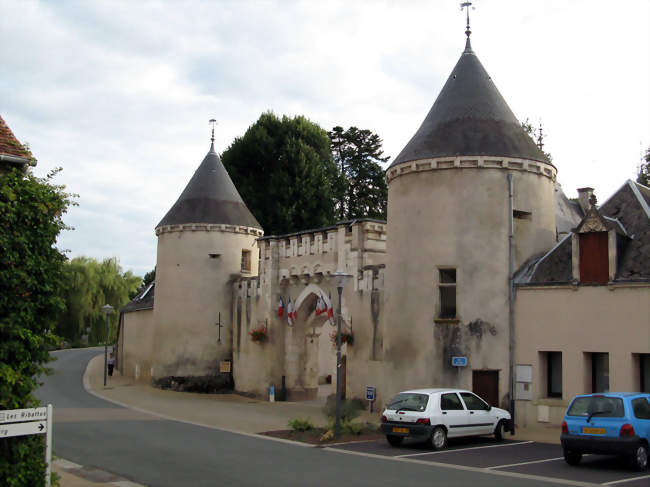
[390,39,548,168]
[157,144,261,229]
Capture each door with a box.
[473,370,499,407]
[460,392,494,435]
[439,392,472,438]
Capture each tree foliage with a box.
[56,256,141,345]
[637,147,650,187]
[0,166,72,486]
[328,126,389,220]
[521,119,553,162]
[222,112,339,235]
[134,267,155,298]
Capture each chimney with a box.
[577,187,594,214]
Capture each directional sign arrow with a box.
[0,421,47,438]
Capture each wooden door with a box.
[472,370,499,407]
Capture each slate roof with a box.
[390,38,548,168]
[519,180,650,284]
[0,115,31,160]
[157,145,261,230]
[121,282,155,313]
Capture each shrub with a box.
[341,421,364,435]
[322,395,364,423]
[153,375,233,393]
[288,417,315,432]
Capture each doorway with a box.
[472,370,499,407]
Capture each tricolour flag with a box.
[287,299,293,326]
[327,291,335,326]
[315,294,326,316]
[277,296,285,317]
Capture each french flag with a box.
[315,294,326,316]
[327,292,335,325]
[277,296,285,317]
[287,298,296,326]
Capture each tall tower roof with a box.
[389,38,548,168]
[157,145,261,230]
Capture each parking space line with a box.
[395,440,534,458]
[602,474,650,485]
[486,456,563,469]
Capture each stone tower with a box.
[382,34,557,405]
[152,140,263,378]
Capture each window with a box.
[513,209,532,220]
[440,393,464,410]
[632,397,650,420]
[460,392,490,411]
[241,250,251,272]
[579,232,608,284]
[438,268,456,318]
[567,396,624,417]
[640,354,650,393]
[387,393,429,412]
[590,352,609,393]
[542,352,562,398]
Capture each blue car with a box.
[561,393,650,471]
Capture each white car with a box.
[380,388,512,450]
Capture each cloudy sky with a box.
[2,0,648,276]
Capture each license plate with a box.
[582,427,606,435]
[392,427,409,434]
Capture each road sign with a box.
[0,407,47,424]
[0,421,47,438]
[0,404,53,487]
[366,386,376,401]
[452,356,467,367]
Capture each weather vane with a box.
[460,1,475,38]
[209,118,217,144]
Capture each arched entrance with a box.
[284,284,348,401]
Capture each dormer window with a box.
[579,232,608,284]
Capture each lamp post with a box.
[101,304,113,387]
[332,270,352,437]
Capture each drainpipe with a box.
[507,173,516,434]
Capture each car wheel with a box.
[386,435,403,447]
[494,420,505,442]
[631,444,648,471]
[563,449,582,466]
[430,426,447,451]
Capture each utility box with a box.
[515,364,532,401]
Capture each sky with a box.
[2,0,648,277]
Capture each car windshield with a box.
[387,393,429,411]
[567,396,625,418]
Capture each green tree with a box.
[133,267,155,298]
[0,166,72,486]
[328,126,389,220]
[57,257,140,345]
[637,147,649,186]
[222,112,339,235]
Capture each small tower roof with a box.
[390,39,548,168]
[157,145,261,230]
[0,115,31,160]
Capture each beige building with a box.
[117,29,649,428]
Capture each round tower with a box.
[152,136,263,378]
[383,34,557,405]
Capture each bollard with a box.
[269,385,275,402]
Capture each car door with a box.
[439,392,473,438]
[460,392,494,435]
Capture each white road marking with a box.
[323,447,599,487]
[602,474,650,485]
[487,456,564,469]
[395,440,534,458]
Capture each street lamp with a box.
[332,270,352,437]
[101,304,114,387]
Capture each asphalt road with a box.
[35,348,612,487]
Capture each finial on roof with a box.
[460,1,474,39]
[209,118,217,151]
[537,122,544,151]
[589,193,598,208]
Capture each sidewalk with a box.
[56,353,560,485]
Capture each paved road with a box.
[36,349,608,487]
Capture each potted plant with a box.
[330,329,353,346]
[249,325,268,343]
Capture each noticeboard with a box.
[219,360,231,373]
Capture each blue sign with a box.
[366,386,376,401]
[452,356,467,367]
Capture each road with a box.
[36,348,602,487]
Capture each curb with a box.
[54,459,146,487]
